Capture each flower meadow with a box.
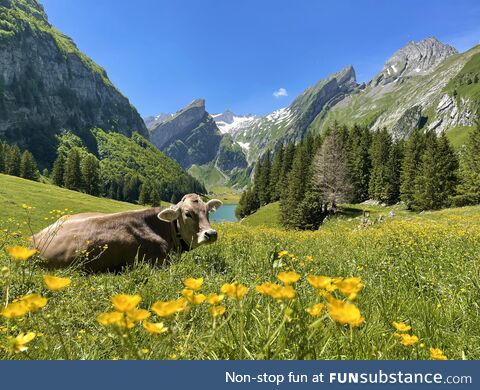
[0,204,479,360]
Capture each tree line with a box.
[237,121,480,229]
[0,141,40,181]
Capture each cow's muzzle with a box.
[200,229,218,244]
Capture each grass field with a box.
[1,174,479,360]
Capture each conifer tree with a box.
[150,188,161,207]
[255,151,272,205]
[63,149,83,190]
[276,142,295,198]
[139,183,150,205]
[400,128,426,208]
[269,144,284,202]
[81,153,100,195]
[0,142,5,173]
[384,140,404,204]
[369,128,392,202]
[51,154,65,187]
[348,125,372,202]
[436,132,458,203]
[5,144,21,177]
[20,150,39,181]
[456,122,480,204]
[236,187,260,219]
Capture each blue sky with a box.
[41,0,480,117]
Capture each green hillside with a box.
[0,173,141,232]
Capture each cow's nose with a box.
[204,229,217,242]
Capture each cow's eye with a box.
[185,212,193,219]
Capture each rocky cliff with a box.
[0,0,147,166]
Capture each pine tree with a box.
[236,187,260,219]
[150,188,161,207]
[255,151,272,205]
[436,132,458,203]
[5,144,21,177]
[63,149,83,190]
[400,127,426,209]
[81,153,100,195]
[384,140,404,204]
[20,150,39,181]
[369,128,392,202]
[348,125,372,202]
[139,183,150,205]
[0,142,5,173]
[51,154,65,186]
[456,122,480,204]
[413,133,439,210]
[276,142,295,198]
[122,175,141,203]
[269,144,284,202]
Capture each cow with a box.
[31,194,222,272]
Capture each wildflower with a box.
[21,294,48,311]
[111,294,141,312]
[7,246,37,261]
[394,333,419,346]
[7,332,36,353]
[430,347,448,360]
[184,277,204,290]
[305,256,313,262]
[206,293,224,305]
[277,271,301,285]
[256,282,295,300]
[336,277,364,299]
[209,305,226,318]
[1,301,29,318]
[306,303,325,317]
[43,275,71,291]
[307,275,337,292]
[278,250,289,257]
[327,297,364,327]
[143,321,168,334]
[126,309,151,322]
[182,289,206,304]
[97,312,124,327]
[221,283,248,300]
[151,298,188,317]
[392,321,411,332]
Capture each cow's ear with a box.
[206,199,223,213]
[158,207,180,222]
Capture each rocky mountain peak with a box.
[330,65,357,86]
[212,109,236,124]
[372,37,457,86]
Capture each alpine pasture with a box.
[0,174,479,360]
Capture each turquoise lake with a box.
[209,204,238,222]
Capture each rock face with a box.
[149,99,223,168]
[0,0,148,166]
[371,37,458,86]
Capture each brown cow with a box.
[31,194,222,272]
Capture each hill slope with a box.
[0,0,148,166]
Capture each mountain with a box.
[143,113,173,129]
[147,99,249,188]
[0,0,148,166]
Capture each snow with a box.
[215,115,257,134]
[391,64,398,73]
[265,107,291,122]
[414,67,421,73]
[237,141,250,151]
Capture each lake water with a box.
[209,204,238,222]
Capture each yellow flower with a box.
[143,321,168,334]
[151,298,188,317]
[394,333,419,346]
[184,277,204,290]
[430,347,448,360]
[8,332,36,353]
[1,300,29,318]
[97,311,124,327]
[7,246,37,261]
[305,256,313,262]
[277,271,301,285]
[307,275,337,292]
[43,275,71,291]
[20,294,48,311]
[278,250,289,257]
[221,283,248,300]
[256,282,296,300]
[209,305,226,318]
[206,293,224,305]
[336,277,364,299]
[392,321,412,332]
[327,297,364,327]
[111,294,141,312]
[126,308,151,322]
[306,303,325,317]
[181,289,206,304]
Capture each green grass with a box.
[1,174,480,360]
[188,163,226,189]
[446,126,475,149]
[242,202,281,227]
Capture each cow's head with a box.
[157,194,222,249]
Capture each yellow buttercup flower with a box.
[143,321,168,334]
[336,277,364,299]
[20,294,48,311]
[327,297,364,327]
[209,305,226,318]
[151,298,188,317]
[277,271,301,285]
[392,321,411,332]
[394,333,419,346]
[8,332,36,353]
[182,289,206,304]
[111,294,141,312]
[126,308,151,322]
[278,250,289,257]
[43,275,71,291]
[256,282,295,300]
[7,246,37,261]
[184,277,204,290]
[221,283,248,300]
[97,311,124,327]
[1,300,29,318]
[206,293,224,305]
[430,347,448,360]
[306,303,325,317]
[307,275,337,292]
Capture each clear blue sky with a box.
[41,0,480,117]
